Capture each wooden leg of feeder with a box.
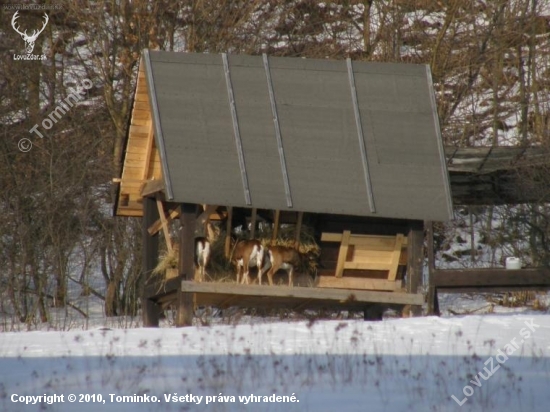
[363,304,384,321]
[272,210,280,241]
[433,288,440,316]
[249,208,257,239]
[156,197,173,253]
[225,207,233,258]
[177,203,197,327]
[426,221,439,316]
[295,211,303,249]
[142,196,160,327]
[407,222,424,316]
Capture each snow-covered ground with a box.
[1,312,549,412]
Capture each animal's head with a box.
[299,248,320,278]
[12,11,49,54]
[205,222,221,243]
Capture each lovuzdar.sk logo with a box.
[12,11,48,61]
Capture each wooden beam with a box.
[437,285,550,293]
[426,221,439,315]
[406,225,423,294]
[388,234,404,281]
[272,210,280,241]
[445,146,550,174]
[343,262,393,270]
[140,179,165,197]
[156,199,173,253]
[321,232,408,247]
[198,205,218,227]
[143,277,181,301]
[335,230,351,278]
[116,208,144,217]
[406,224,424,316]
[177,203,197,327]
[225,207,233,258]
[316,275,402,291]
[142,197,160,327]
[148,206,180,235]
[249,208,257,239]
[180,281,424,306]
[433,268,550,288]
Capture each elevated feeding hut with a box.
[114,50,453,326]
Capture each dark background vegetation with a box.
[1,0,549,326]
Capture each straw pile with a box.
[151,223,320,283]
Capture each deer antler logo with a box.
[12,11,49,54]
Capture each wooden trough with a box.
[318,231,408,292]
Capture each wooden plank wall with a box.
[116,60,163,217]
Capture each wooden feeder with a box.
[115,50,455,326]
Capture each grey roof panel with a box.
[226,55,288,209]
[144,51,453,221]
[150,54,245,206]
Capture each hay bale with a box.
[152,244,179,280]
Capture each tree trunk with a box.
[105,281,118,317]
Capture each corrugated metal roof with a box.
[143,50,453,221]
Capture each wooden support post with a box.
[225,207,233,258]
[249,208,257,239]
[335,230,351,278]
[363,304,384,321]
[426,221,439,315]
[156,198,173,253]
[177,203,197,327]
[387,234,404,281]
[198,205,217,231]
[295,211,303,249]
[142,196,160,327]
[407,222,424,316]
[148,206,180,236]
[272,210,280,241]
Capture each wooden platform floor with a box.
[176,281,423,311]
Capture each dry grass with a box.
[486,291,549,311]
[152,244,179,276]
[259,224,321,278]
[151,224,321,284]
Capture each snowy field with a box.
[1,311,550,412]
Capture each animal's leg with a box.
[259,260,270,285]
[241,261,249,284]
[257,247,265,285]
[236,262,242,284]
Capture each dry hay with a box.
[259,224,321,279]
[206,225,321,286]
[150,223,321,285]
[152,244,179,276]
[204,230,237,283]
